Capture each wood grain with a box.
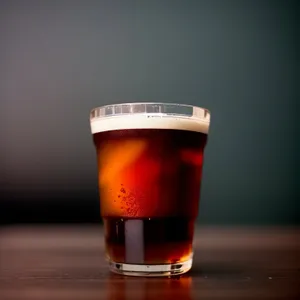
[0,226,299,299]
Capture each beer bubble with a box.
[120,187,126,193]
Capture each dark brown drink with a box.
[104,217,194,265]
[90,103,210,276]
[93,129,207,264]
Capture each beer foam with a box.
[90,114,210,134]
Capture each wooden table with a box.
[0,226,299,299]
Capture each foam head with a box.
[90,103,210,134]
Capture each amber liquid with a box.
[104,217,195,264]
[94,129,207,264]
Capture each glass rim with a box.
[90,102,210,122]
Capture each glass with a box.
[90,102,211,277]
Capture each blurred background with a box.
[0,0,298,226]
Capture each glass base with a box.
[109,259,193,277]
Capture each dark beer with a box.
[93,129,207,265]
[104,217,194,264]
[90,103,210,276]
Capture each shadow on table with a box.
[189,261,245,278]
